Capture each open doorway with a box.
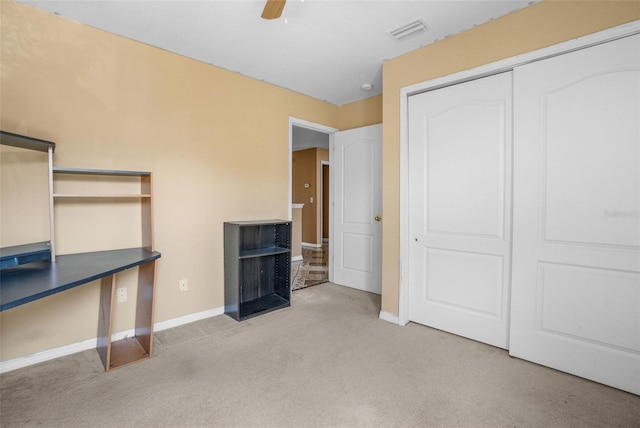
[289,118,337,290]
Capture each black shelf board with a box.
[239,246,291,259]
[0,247,161,311]
[225,219,290,226]
[0,130,55,153]
[53,167,151,176]
[0,242,51,269]
[238,293,290,320]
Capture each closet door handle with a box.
[375,215,382,222]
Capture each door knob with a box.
[375,215,382,222]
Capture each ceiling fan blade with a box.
[261,0,286,20]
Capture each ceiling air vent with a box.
[388,18,429,42]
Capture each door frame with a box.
[289,117,338,281]
[397,20,640,326]
[320,160,330,243]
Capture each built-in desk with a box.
[0,247,159,310]
[1,130,160,371]
[0,248,161,370]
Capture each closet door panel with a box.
[408,72,513,349]
[510,33,640,395]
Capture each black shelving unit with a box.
[224,220,291,321]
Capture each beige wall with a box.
[338,95,382,130]
[380,0,640,315]
[292,148,316,243]
[291,147,328,245]
[0,1,341,361]
[314,148,329,243]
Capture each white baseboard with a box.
[379,310,400,325]
[301,242,322,248]
[291,255,303,262]
[153,306,224,332]
[0,306,225,374]
[0,337,98,374]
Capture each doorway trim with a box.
[320,160,330,244]
[397,20,640,326]
[289,117,338,281]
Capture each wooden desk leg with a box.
[135,260,157,359]
[97,274,116,371]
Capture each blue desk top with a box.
[0,248,161,311]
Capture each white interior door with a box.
[408,72,513,349]
[332,124,382,294]
[510,34,640,395]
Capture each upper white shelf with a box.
[52,167,152,198]
[53,194,151,198]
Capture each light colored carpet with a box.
[1,283,639,427]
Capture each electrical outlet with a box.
[179,278,189,292]
[116,287,127,303]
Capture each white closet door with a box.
[510,34,640,395]
[408,72,513,349]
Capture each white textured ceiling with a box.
[18,0,535,106]
[292,125,330,150]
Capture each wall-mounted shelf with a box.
[49,166,154,260]
[0,130,55,153]
[53,167,150,176]
[0,130,56,261]
[52,194,152,198]
[52,168,152,198]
